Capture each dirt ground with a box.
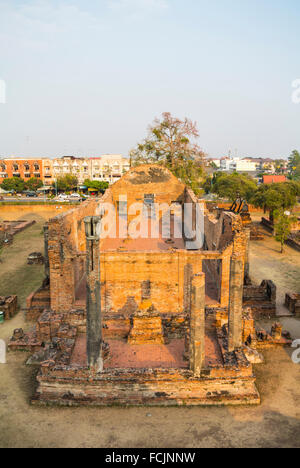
[0,209,300,448]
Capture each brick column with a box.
[84,216,102,372]
[190,273,205,377]
[228,256,244,352]
[43,224,50,280]
[220,255,231,308]
[244,228,251,285]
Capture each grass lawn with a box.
[0,221,45,309]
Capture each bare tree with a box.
[130,113,206,194]
[130,112,206,168]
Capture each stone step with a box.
[129,316,164,345]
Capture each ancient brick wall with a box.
[110,165,185,215]
[48,199,100,312]
[99,249,234,318]
[26,284,50,321]
[47,166,247,325]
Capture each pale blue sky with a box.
[0,0,300,159]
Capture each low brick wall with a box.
[261,217,274,232]
[243,280,276,318]
[286,233,300,252]
[0,296,18,320]
[26,283,51,321]
[285,293,300,317]
[33,363,259,407]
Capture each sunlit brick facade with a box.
[0,158,43,183]
[0,155,130,187]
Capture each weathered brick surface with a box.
[285,292,300,317]
[0,295,18,320]
[243,280,276,318]
[129,316,164,345]
[33,359,260,407]
[26,283,50,321]
[13,165,280,407]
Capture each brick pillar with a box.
[84,216,102,372]
[190,273,205,377]
[244,228,251,285]
[43,224,50,280]
[228,256,244,352]
[219,254,231,308]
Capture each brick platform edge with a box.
[32,368,260,407]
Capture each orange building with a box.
[0,159,44,184]
[263,175,287,184]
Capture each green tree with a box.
[1,177,26,193]
[288,180,300,196]
[130,112,206,195]
[25,177,43,192]
[203,175,214,194]
[54,174,78,192]
[211,172,257,202]
[83,179,109,193]
[252,182,297,222]
[274,209,297,253]
[274,160,286,175]
[209,161,218,170]
[288,150,300,180]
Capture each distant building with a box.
[220,157,233,171]
[0,155,131,187]
[51,156,89,186]
[263,175,287,184]
[90,155,130,184]
[235,159,258,172]
[0,158,43,182]
[220,157,257,172]
[206,158,221,168]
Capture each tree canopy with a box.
[83,179,109,193]
[130,112,206,195]
[54,174,78,192]
[252,182,298,221]
[1,177,26,193]
[288,150,300,180]
[274,209,297,253]
[210,172,258,202]
[1,177,43,193]
[25,177,43,192]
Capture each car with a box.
[26,192,38,198]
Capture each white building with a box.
[51,156,89,185]
[220,157,257,173]
[90,155,130,184]
[41,155,131,187]
[235,159,258,172]
[207,159,221,168]
[220,157,236,171]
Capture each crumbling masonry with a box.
[9,165,291,406]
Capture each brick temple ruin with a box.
[9,165,291,406]
[0,220,36,247]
